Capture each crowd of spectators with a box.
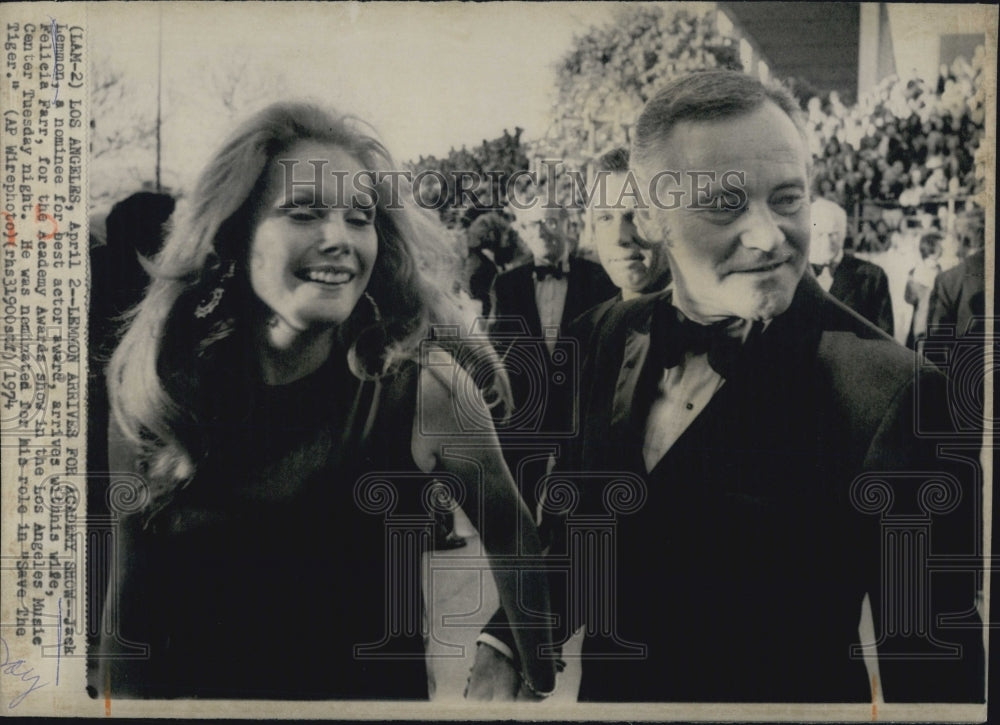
[806,49,988,253]
[93,47,987,343]
[444,53,989,308]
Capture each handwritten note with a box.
[1,636,48,709]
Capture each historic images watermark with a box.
[276,159,755,213]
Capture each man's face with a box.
[635,102,811,322]
[808,202,845,266]
[515,206,569,264]
[565,211,583,252]
[592,172,669,295]
[955,214,985,259]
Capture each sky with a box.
[88,1,624,192]
[85,1,995,202]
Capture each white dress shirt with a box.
[813,250,843,292]
[477,301,759,661]
[642,314,758,472]
[533,257,570,355]
[642,353,725,472]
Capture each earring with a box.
[363,291,382,323]
[194,260,236,319]
[348,291,389,380]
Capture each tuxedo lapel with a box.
[562,258,618,329]
[578,278,827,479]
[643,276,827,482]
[828,256,855,307]
[644,371,735,483]
[509,265,543,338]
[561,259,585,329]
[605,297,661,473]
[611,324,652,434]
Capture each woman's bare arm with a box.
[412,358,556,696]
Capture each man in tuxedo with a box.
[929,208,986,336]
[468,70,983,703]
[927,208,987,441]
[489,203,617,514]
[574,146,673,342]
[810,197,894,335]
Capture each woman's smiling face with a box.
[248,140,378,336]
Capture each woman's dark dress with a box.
[97,356,431,699]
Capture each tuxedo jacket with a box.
[565,268,671,354]
[491,257,618,341]
[566,291,622,348]
[489,257,617,436]
[929,249,985,336]
[486,275,984,703]
[829,255,894,336]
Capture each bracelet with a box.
[520,670,557,699]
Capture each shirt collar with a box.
[532,257,569,276]
[829,249,844,271]
[664,282,768,342]
[815,249,844,272]
[532,252,570,271]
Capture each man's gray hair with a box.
[632,70,806,171]
[593,146,630,175]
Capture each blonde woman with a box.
[96,102,555,700]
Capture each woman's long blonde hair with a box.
[108,101,507,496]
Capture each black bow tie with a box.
[534,265,566,281]
[811,263,834,276]
[653,299,758,378]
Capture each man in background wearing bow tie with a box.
[489,202,617,518]
[809,197,894,335]
[468,70,983,704]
